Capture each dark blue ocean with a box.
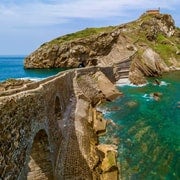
[0,55,66,82]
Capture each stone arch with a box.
[27,129,53,179]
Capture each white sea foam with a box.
[159,81,170,86]
[116,78,131,86]
[152,80,170,86]
[96,106,112,115]
[142,93,154,101]
[129,83,148,87]
[142,94,149,98]
[17,77,45,82]
[116,78,148,87]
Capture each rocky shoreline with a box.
[1,68,180,179]
[0,12,179,179]
[73,69,122,179]
[24,13,179,86]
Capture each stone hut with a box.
[146,9,160,15]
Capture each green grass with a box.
[151,33,179,65]
[39,14,179,68]
[153,44,175,65]
[48,26,115,45]
[156,34,167,43]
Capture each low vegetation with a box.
[49,26,116,45]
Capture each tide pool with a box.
[99,71,180,179]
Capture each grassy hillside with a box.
[45,26,116,46]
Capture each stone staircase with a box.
[114,58,131,81]
[113,52,137,85]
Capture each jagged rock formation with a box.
[24,13,180,84]
[0,79,32,92]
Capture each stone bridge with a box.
[0,66,120,179]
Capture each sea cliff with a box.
[25,13,180,85]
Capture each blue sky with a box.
[0,0,179,55]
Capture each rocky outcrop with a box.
[24,31,120,68]
[129,48,169,84]
[24,13,179,85]
[140,13,175,39]
[75,70,121,106]
[72,69,121,179]
[97,144,118,180]
[0,79,32,92]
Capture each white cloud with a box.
[0,0,179,54]
[0,0,179,29]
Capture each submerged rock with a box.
[150,92,163,101]
[154,79,161,85]
[126,101,138,108]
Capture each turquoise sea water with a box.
[99,71,180,179]
[0,55,67,82]
[1,56,179,179]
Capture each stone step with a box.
[119,75,129,78]
[115,67,130,71]
[116,71,129,76]
[117,69,129,73]
[115,65,130,68]
[115,72,129,78]
[116,78,130,86]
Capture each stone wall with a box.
[0,66,119,179]
[146,9,160,15]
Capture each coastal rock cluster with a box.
[0,79,32,92]
[24,13,180,84]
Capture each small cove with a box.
[0,55,68,82]
[99,71,180,179]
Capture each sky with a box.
[0,0,179,55]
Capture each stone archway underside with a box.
[27,130,53,179]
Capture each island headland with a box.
[0,12,179,179]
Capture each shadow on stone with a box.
[27,130,53,179]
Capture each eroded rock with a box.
[150,92,163,101]
[0,79,32,92]
[97,144,118,179]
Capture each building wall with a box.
[146,10,160,15]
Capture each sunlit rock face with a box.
[24,13,179,85]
